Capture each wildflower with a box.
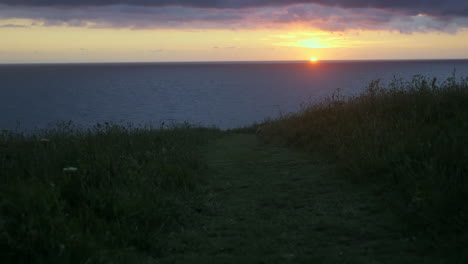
[63,167,78,172]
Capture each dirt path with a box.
[160,134,434,263]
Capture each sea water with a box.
[1,60,467,130]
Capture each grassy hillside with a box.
[0,122,219,263]
[2,74,467,263]
[258,75,468,257]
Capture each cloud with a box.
[0,23,28,27]
[0,1,467,33]
[0,0,467,17]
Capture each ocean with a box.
[1,60,468,130]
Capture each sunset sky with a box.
[1,0,468,63]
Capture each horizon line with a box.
[1,58,468,66]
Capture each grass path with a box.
[160,134,435,263]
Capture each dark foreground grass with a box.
[258,75,468,259]
[0,122,220,263]
[2,75,468,263]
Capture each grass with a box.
[257,75,468,258]
[161,134,434,263]
[1,74,468,263]
[0,121,220,263]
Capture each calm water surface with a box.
[1,60,467,130]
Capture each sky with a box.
[1,0,468,63]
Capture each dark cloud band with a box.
[0,0,461,9]
[0,0,467,33]
[1,0,466,18]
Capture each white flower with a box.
[63,167,78,172]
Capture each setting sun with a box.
[310,58,318,62]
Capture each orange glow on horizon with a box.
[1,19,468,63]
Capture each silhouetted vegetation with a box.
[0,122,220,263]
[2,75,467,263]
[258,75,468,259]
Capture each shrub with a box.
[0,122,219,263]
[259,75,468,245]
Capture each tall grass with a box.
[0,122,219,263]
[258,75,468,253]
